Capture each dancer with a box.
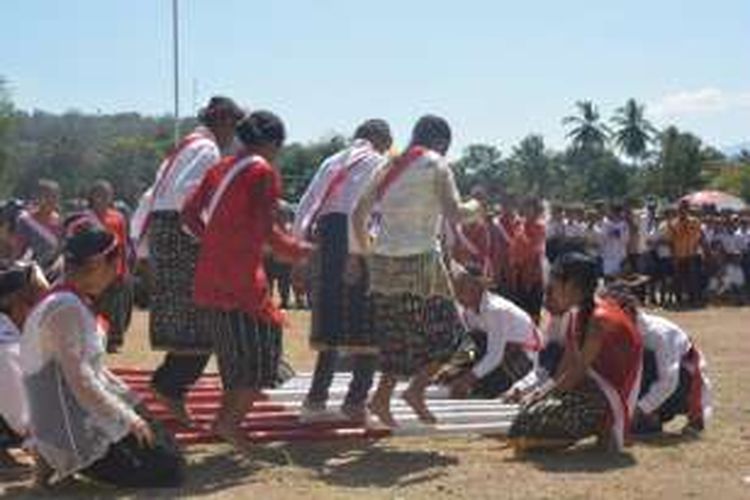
[508,253,643,453]
[439,265,541,399]
[293,119,393,422]
[599,286,711,435]
[183,111,312,449]
[22,220,183,488]
[141,96,244,424]
[352,114,481,426]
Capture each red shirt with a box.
[182,153,305,325]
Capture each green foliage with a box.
[452,144,507,197]
[611,98,656,165]
[649,126,705,198]
[0,78,14,196]
[562,101,611,154]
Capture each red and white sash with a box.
[203,153,263,225]
[375,145,428,202]
[135,132,212,246]
[18,211,60,249]
[298,147,373,239]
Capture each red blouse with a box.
[182,153,306,325]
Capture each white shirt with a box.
[22,292,139,481]
[151,127,221,212]
[374,150,465,256]
[293,139,387,254]
[636,312,691,414]
[0,313,28,436]
[458,292,539,379]
[599,218,630,276]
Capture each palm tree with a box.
[611,98,657,166]
[562,100,611,154]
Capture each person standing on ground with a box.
[139,96,244,424]
[352,115,481,426]
[183,111,312,450]
[293,120,393,422]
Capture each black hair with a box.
[0,262,32,314]
[236,110,286,149]
[63,214,116,269]
[550,252,599,342]
[599,284,640,321]
[410,114,451,152]
[198,96,244,127]
[354,119,392,149]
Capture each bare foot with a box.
[367,397,398,428]
[212,420,254,455]
[402,389,437,424]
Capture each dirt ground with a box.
[2,306,749,499]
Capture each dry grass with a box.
[2,306,750,499]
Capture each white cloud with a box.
[651,87,750,118]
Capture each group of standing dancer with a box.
[0,95,713,489]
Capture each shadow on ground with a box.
[1,440,459,498]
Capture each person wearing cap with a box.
[183,110,313,450]
[21,220,184,487]
[437,265,541,399]
[86,180,133,354]
[292,119,393,423]
[134,96,244,425]
[0,262,47,462]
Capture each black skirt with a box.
[149,211,212,353]
[309,213,375,352]
[199,308,290,391]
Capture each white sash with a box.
[18,212,60,249]
[203,154,263,225]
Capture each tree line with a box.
[1,78,748,209]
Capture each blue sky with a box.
[3,0,748,154]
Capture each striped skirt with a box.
[199,308,290,391]
[509,378,608,444]
[371,292,462,378]
[309,214,374,352]
[96,277,134,350]
[149,211,212,353]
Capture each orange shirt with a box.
[668,216,702,258]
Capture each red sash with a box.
[683,345,707,423]
[375,146,428,202]
[136,133,208,246]
[305,150,373,237]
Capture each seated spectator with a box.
[21,220,184,488]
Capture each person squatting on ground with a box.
[507,253,643,453]
[436,265,541,399]
[599,286,711,435]
[0,261,47,468]
[182,111,313,451]
[21,219,184,488]
[351,115,481,426]
[293,119,393,423]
